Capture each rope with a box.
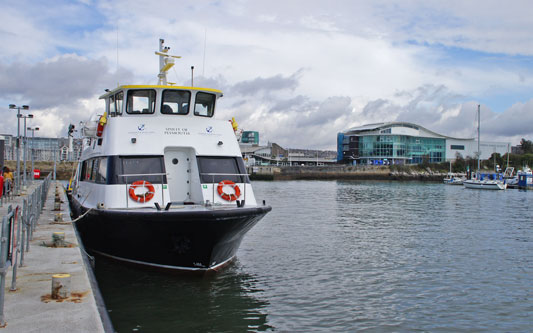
[52,208,93,224]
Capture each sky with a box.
[1,0,533,150]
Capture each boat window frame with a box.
[108,155,167,185]
[197,156,250,184]
[126,89,157,115]
[108,94,115,117]
[115,91,124,116]
[193,92,216,117]
[161,89,191,115]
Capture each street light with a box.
[9,104,29,195]
[19,114,33,188]
[27,126,39,183]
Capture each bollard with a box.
[54,213,63,222]
[52,232,65,247]
[53,201,61,211]
[51,274,71,299]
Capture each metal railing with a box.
[0,172,51,326]
[200,173,249,205]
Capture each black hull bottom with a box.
[69,199,270,272]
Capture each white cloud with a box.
[1,0,533,149]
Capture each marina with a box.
[1,4,533,330]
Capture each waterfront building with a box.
[241,142,336,166]
[337,122,509,165]
[1,134,82,162]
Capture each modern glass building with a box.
[337,122,509,165]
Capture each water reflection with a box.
[94,257,271,332]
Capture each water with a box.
[94,181,533,332]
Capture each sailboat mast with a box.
[477,104,480,172]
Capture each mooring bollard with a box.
[51,274,71,299]
[54,213,63,222]
[52,232,66,247]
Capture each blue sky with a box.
[1,0,533,149]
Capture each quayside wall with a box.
[248,165,447,181]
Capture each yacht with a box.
[69,39,272,272]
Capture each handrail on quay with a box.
[0,172,52,326]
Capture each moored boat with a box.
[69,39,271,272]
[463,174,507,190]
[462,104,506,191]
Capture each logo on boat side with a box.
[128,124,154,135]
[206,126,213,133]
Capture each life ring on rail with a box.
[217,180,241,201]
[128,180,155,203]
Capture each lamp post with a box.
[20,114,33,188]
[27,127,39,183]
[9,104,29,195]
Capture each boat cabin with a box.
[101,85,222,118]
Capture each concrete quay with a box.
[0,181,108,332]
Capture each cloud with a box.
[0,54,133,137]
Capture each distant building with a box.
[240,131,260,145]
[337,122,510,165]
[241,142,336,166]
[1,134,82,162]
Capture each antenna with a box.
[116,24,119,86]
[156,39,181,85]
[202,28,207,77]
[191,66,194,86]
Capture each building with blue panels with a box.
[337,122,509,165]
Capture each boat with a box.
[516,166,533,189]
[443,175,465,185]
[68,39,272,272]
[463,172,507,190]
[443,161,465,185]
[463,105,506,190]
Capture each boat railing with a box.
[200,173,249,205]
[118,173,167,208]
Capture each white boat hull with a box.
[463,180,507,190]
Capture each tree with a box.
[520,138,533,154]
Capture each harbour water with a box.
[94,180,533,332]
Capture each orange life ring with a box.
[129,180,155,203]
[217,180,241,201]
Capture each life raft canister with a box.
[96,112,108,137]
[217,180,241,201]
[128,180,155,203]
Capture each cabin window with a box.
[95,157,108,183]
[126,90,156,114]
[107,156,167,184]
[108,95,115,116]
[81,159,95,181]
[197,156,249,183]
[194,92,215,117]
[115,91,123,115]
[161,90,190,114]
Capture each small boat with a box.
[463,105,506,190]
[463,173,507,190]
[443,175,465,185]
[69,39,271,272]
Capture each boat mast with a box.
[156,39,181,85]
[477,104,480,172]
